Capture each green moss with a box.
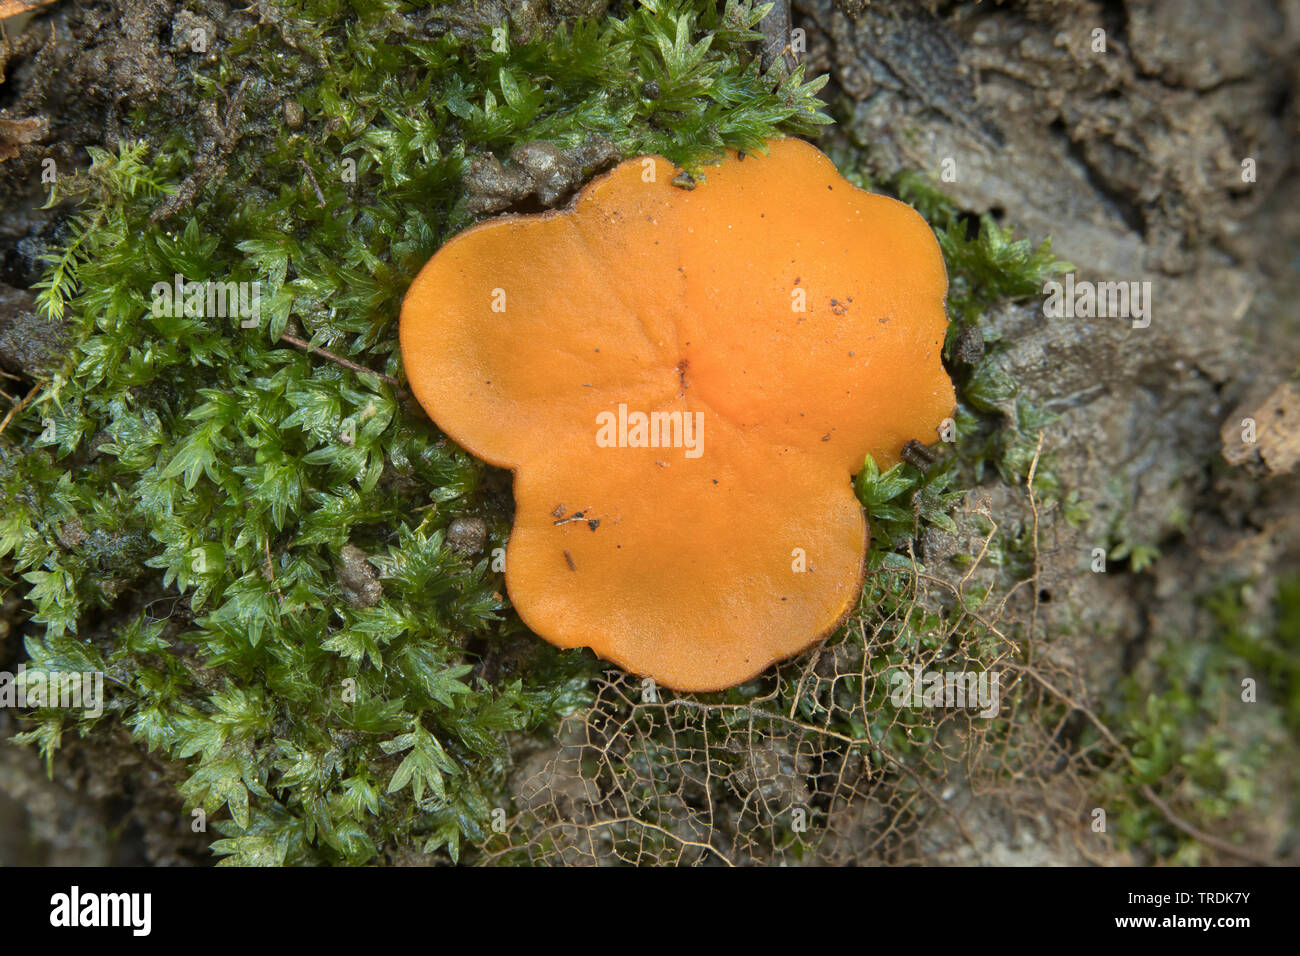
[1089,578,1299,861]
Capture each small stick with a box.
[298,159,325,207]
[1025,431,1045,666]
[263,537,285,605]
[278,332,400,387]
[0,380,42,439]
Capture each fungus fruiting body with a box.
[401,138,954,692]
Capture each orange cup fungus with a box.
[401,137,955,692]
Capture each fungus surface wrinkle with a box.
[401,138,955,691]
